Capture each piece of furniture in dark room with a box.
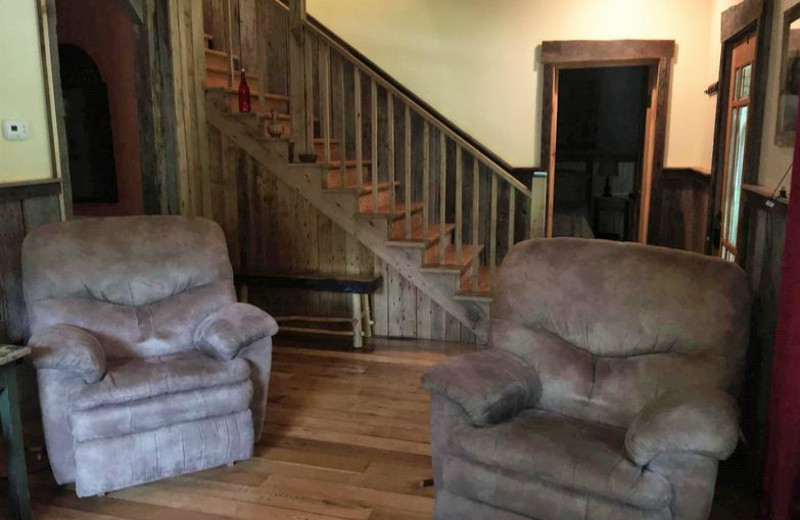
[22,216,278,497]
[423,238,750,520]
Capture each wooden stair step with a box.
[325,159,372,169]
[387,223,455,247]
[205,64,259,80]
[423,243,483,272]
[205,48,239,60]
[456,266,492,300]
[325,181,398,194]
[205,86,289,102]
[358,201,424,220]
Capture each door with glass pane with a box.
[720,34,756,261]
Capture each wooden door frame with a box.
[43,0,181,217]
[708,0,771,259]
[540,40,675,243]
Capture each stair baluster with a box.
[388,93,396,217]
[371,79,379,212]
[472,160,480,292]
[404,106,412,239]
[422,122,430,241]
[354,68,363,190]
[320,41,332,165]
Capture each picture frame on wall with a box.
[776,2,800,147]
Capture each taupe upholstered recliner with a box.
[22,216,277,497]
[422,238,751,520]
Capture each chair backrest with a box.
[23,216,236,359]
[491,238,751,428]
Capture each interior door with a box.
[720,34,757,261]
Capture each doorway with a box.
[540,40,674,243]
[552,66,649,241]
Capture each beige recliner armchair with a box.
[23,216,277,497]
[423,238,750,520]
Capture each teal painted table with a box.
[0,345,31,520]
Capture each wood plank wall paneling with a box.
[0,194,62,345]
[738,187,786,475]
[651,167,712,253]
[169,0,212,218]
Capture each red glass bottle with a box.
[238,69,251,113]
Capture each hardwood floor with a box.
[9,337,758,519]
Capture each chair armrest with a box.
[195,303,279,361]
[421,349,541,427]
[625,388,740,466]
[28,325,106,384]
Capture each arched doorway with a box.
[58,43,119,205]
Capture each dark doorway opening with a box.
[58,43,119,204]
[552,66,649,242]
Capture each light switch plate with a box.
[2,120,29,141]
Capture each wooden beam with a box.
[721,0,763,42]
[0,180,61,203]
[541,40,676,65]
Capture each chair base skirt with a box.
[74,410,254,497]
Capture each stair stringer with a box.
[207,103,490,340]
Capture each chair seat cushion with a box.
[449,409,672,511]
[73,351,251,411]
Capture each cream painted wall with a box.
[759,0,796,192]
[0,0,54,183]
[308,0,720,170]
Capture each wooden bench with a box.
[234,271,382,348]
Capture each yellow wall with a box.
[308,0,720,170]
[759,0,796,192]
[0,0,54,183]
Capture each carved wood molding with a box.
[541,40,675,65]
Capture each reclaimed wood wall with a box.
[650,167,712,253]
[169,0,212,217]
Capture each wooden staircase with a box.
[199,2,546,340]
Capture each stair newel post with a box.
[529,172,548,239]
[490,173,498,291]
[439,133,447,264]
[371,79,379,212]
[472,159,480,292]
[508,187,516,252]
[288,0,310,160]
[455,145,463,268]
[320,41,332,166]
[354,68,363,190]
[388,93,396,221]
[404,105,412,239]
[422,122,430,241]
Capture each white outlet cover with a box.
[2,120,29,141]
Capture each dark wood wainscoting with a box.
[649,167,711,253]
[0,181,63,419]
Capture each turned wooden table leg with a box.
[0,362,32,520]
[362,293,373,338]
[351,293,363,349]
